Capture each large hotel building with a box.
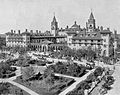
[5,12,116,57]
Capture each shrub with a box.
[93,67,104,78]
[102,75,115,90]
[66,79,75,86]
[0,83,10,94]
[22,66,35,80]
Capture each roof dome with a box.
[71,21,79,29]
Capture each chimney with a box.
[36,30,38,34]
[30,30,33,34]
[98,26,99,29]
[14,30,16,34]
[66,26,69,29]
[25,29,28,32]
[18,30,20,34]
[114,30,117,38]
[107,28,110,31]
[11,30,13,33]
[39,31,41,34]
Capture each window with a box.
[103,34,107,36]
[88,34,90,36]
[92,33,97,37]
[104,39,106,42]
[80,34,83,37]
[104,44,107,47]
[89,25,92,28]
[103,50,106,56]
[98,40,100,42]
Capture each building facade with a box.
[58,12,112,56]
[5,12,114,56]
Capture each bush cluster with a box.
[0,62,16,78]
[67,67,104,95]
[44,62,87,77]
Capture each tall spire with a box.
[53,12,56,22]
[86,10,96,32]
[89,9,94,19]
[51,12,58,36]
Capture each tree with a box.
[93,67,104,78]
[0,61,12,77]
[86,46,96,61]
[60,46,75,57]
[67,63,86,77]
[86,73,96,83]
[45,72,55,85]
[0,83,10,94]
[76,49,83,60]
[18,47,27,55]
[55,61,67,74]
[22,66,35,80]
[103,75,115,90]
[43,65,55,78]
[77,89,84,95]
[0,37,6,49]
[102,56,110,64]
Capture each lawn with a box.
[14,75,75,95]
[0,82,30,95]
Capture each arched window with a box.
[103,50,106,56]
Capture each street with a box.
[107,64,120,95]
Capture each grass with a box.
[9,83,30,95]
[0,82,30,95]
[14,75,75,95]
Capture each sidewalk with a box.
[8,80,40,95]
[59,69,95,95]
[0,66,40,95]
[55,73,79,81]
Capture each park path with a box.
[55,73,79,81]
[8,80,40,95]
[0,66,40,95]
[59,69,95,95]
[89,79,105,95]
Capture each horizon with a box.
[0,0,119,34]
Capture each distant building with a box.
[5,17,66,52]
[58,12,113,56]
[5,12,115,56]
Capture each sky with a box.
[0,0,120,34]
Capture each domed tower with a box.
[51,15,58,36]
[86,12,96,32]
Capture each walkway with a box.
[8,80,39,95]
[0,66,40,95]
[59,69,95,95]
[55,73,79,81]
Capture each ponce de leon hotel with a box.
[5,12,117,57]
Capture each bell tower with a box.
[86,11,96,32]
[51,13,58,36]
